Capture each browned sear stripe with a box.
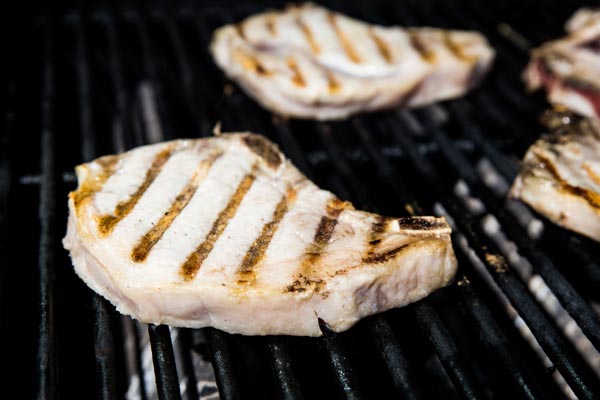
[328,13,361,63]
[243,135,282,168]
[367,215,388,245]
[443,32,477,63]
[234,50,270,76]
[583,163,600,187]
[561,185,600,209]
[296,17,320,54]
[535,152,600,210]
[370,29,393,63]
[180,165,258,281]
[72,155,119,212]
[326,72,341,93]
[98,146,174,236]
[534,151,562,181]
[131,149,223,263]
[287,57,306,87]
[291,198,347,294]
[238,188,296,284]
[235,23,247,40]
[362,216,388,261]
[408,32,436,63]
[265,15,277,35]
[363,244,411,263]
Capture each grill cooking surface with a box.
[5,0,600,399]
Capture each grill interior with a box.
[6,0,600,398]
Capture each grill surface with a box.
[5,0,600,399]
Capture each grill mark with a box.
[369,29,393,63]
[583,163,600,187]
[535,152,600,210]
[266,16,277,35]
[235,23,246,40]
[561,185,600,209]
[326,72,341,93]
[289,198,347,294]
[408,32,435,63]
[296,17,320,54]
[130,149,223,263]
[243,135,282,168]
[180,165,258,281]
[362,215,389,260]
[72,155,119,212]
[97,146,175,236]
[363,243,411,263]
[367,215,388,245]
[234,50,270,76]
[287,57,306,87]
[238,188,297,284]
[328,13,361,63]
[443,32,476,63]
[534,151,562,181]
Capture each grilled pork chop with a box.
[63,133,457,336]
[510,110,600,242]
[524,8,600,119]
[210,3,494,120]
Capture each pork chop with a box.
[210,3,494,120]
[63,133,457,336]
[524,8,600,119]
[510,110,600,242]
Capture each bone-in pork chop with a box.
[64,133,457,336]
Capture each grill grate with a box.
[5,0,600,398]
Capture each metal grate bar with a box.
[175,329,200,400]
[149,325,182,400]
[73,13,120,398]
[413,301,486,399]
[128,10,169,141]
[36,17,57,400]
[319,323,366,400]
[204,328,241,400]
[158,12,209,135]
[0,51,16,346]
[103,13,132,153]
[452,266,546,400]
[265,338,304,400]
[367,316,420,399]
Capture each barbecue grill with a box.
[6,0,600,398]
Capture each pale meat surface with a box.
[510,111,600,242]
[63,133,457,336]
[524,8,600,119]
[210,3,494,120]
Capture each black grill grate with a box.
[5,0,600,398]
